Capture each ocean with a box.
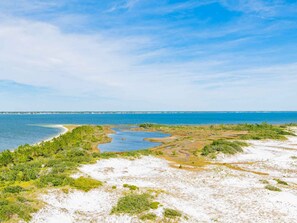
[0,112,297,151]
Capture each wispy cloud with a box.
[0,0,296,110]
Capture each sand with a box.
[31,130,297,223]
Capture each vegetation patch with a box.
[71,177,102,192]
[0,125,110,222]
[274,178,288,185]
[140,213,157,221]
[163,208,182,218]
[201,140,248,157]
[111,193,152,215]
[235,123,294,140]
[265,185,281,192]
[0,197,37,222]
[150,201,159,209]
[123,184,139,191]
[36,174,73,188]
[3,186,25,194]
[139,123,155,129]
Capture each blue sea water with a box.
[99,128,170,152]
[0,112,297,151]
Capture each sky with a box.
[0,0,297,111]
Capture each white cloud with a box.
[0,5,296,110]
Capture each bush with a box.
[163,208,182,218]
[0,150,13,167]
[111,194,152,215]
[139,123,154,128]
[149,201,159,209]
[36,174,73,187]
[201,140,248,156]
[3,186,25,194]
[71,177,102,192]
[0,201,36,222]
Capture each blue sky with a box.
[0,0,297,111]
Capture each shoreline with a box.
[39,125,69,143]
[34,124,80,146]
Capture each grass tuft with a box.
[71,177,102,192]
[123,184,139,190]
[265,185,281,192]
[111,193,152,215]
[163,208,182,218]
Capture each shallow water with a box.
[98,128,169,152]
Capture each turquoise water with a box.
[1,112,297,151]
[99,128,169,152]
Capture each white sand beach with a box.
[31,129,297,223]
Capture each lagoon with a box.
[98,127,169,152]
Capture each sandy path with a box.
[31,131,297,223]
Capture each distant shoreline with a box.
[1,111,297,115]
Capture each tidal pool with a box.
[98,128,169,152]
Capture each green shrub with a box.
[36,174,73,187]
[163,208,182,218]
[3,186,25,194]
[0,150,13,167]
[265,185,281,192]
[111,194,152,215]
[0,201,36,222]
[150,201,159,209]
[17,196,28,203]
[201,140,248,156]
[140,213,157,221]
[139,123,154,128]
[71,177,102,192]
[123,184,139,190]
